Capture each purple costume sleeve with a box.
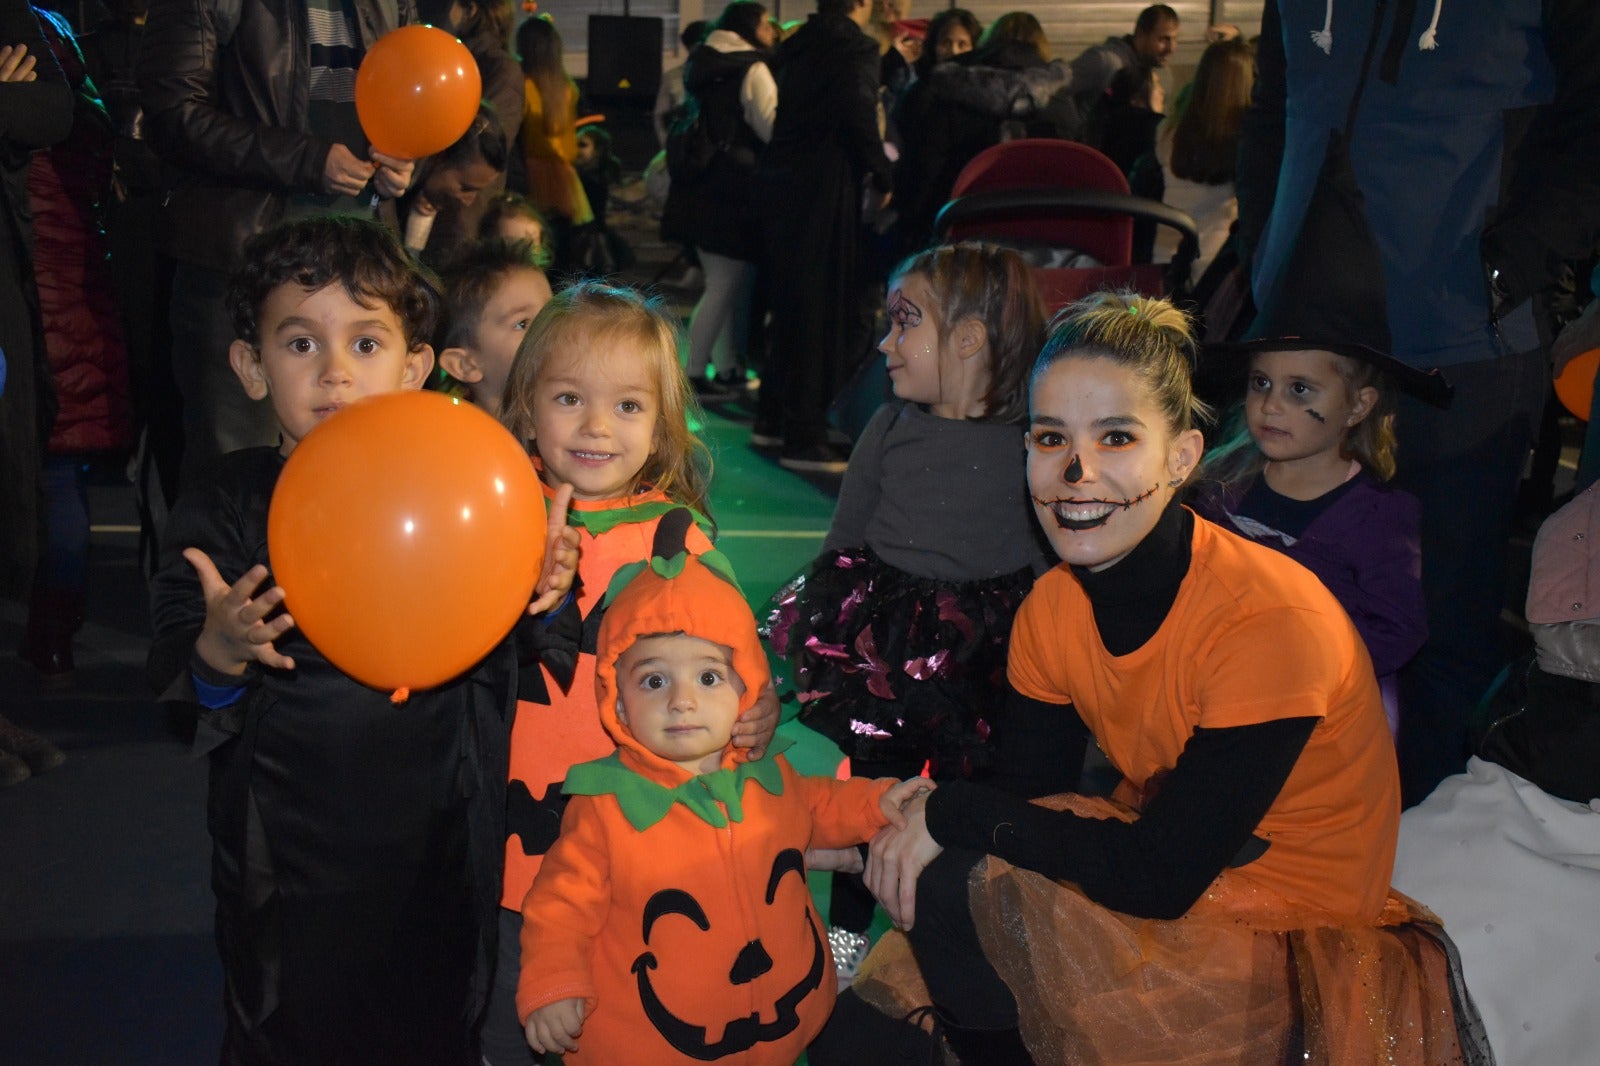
[1283,479,1428,678]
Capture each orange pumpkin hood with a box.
[594,551,772,781]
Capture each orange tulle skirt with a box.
[852,794,1490,1065]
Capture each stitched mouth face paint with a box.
[1032,484,1159,530]
[1027,356,1190,573]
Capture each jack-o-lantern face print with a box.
[631,848,826,1059]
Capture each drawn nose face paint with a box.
[1064,454,1084,483]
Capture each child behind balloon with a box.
[1191,342,1428,738]
[568,123,635,277]
[146,216,558,1065]
[434,237,553,415]
[766,241,1051,977]
[478,280,779,1065]
[479,192,552,263]
[519,528,932,1064]
[398,103,510,268]
[574,123,623,225]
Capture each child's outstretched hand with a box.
[524,997,586,1055]
[186,549,296,675]
[528,483,580,616]
[879,777,935,829]
[731,683,780,759]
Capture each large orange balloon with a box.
[356,25,483,159]
[268,391,546,693]
[1554,348,1599,421]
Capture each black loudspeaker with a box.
[586,15,664,101]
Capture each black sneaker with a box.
[808,992,941,1065]
[779,443,850,475]
[691,376,736,402]
[750,422,783,449]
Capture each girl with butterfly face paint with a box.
[766,243,1049,983]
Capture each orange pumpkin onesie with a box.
[518,551,896,1064]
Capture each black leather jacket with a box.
[139,0,411,271]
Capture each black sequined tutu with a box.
[764,547,1033,776]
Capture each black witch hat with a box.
[1212,132,1453,409]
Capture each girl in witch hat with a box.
[1192,136,1452,740]
[1192,335,1442,740]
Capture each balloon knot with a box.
[390,687,411,705]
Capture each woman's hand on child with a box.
[865,790,943,931]
[528,483,581,616]
[322,144,377,197]
[879,777,936,829]
[185,548,296,675]
[369,150,415,199]
[524,997,586,1055]
[731,683,780,758]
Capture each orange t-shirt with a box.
[1006,515,1399,921]
[502,489,713,910]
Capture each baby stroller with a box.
[934,139,1200,313]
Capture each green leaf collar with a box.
[567,500,712,538]
[563,735,795,830]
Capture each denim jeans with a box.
[1394,328,1549,806]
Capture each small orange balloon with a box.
[268,391,546,692]
[356,25,483,159]
[1554,348,1599,421]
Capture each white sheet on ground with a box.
[1394,757,1600,1066]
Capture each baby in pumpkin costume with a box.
[518,537,930,1064]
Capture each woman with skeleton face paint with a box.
[811,292,1488,1066]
